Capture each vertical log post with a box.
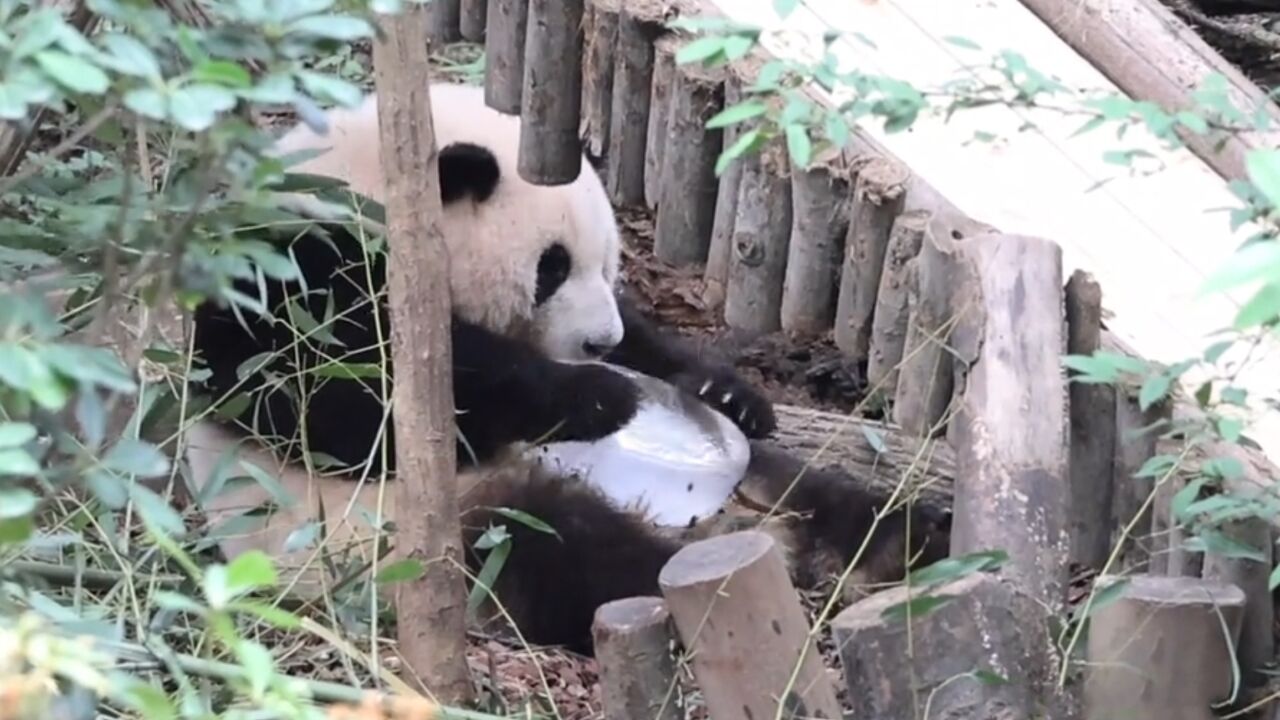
[865,209,929,398]
[460,0,487,41]
[1152,450,1204,578]
[371,4,473,703]
[643,36,678,210]
[581,0,620,160]
[1065,270,1117,569]
[593,597,684,720]
[833,157,910,363]
[605,2,665,206]
[702,73,744,310]
[517,0,585,185]
[483,0,529,114]
[1197,436,1275,685]
[1202,513,1274,685]
[779,149,852,336]
[892,219,965,437]
[1085,574,1246,720]
[948,233,1070,610]
[723,145,792,335]
[1110,384,1168,573]
[653,61,724,266]
[658,531,843,720]
[428,0,462,45]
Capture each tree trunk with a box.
[371,6,473,703]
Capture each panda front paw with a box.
[548,363,641,443]
[670,367,777,439]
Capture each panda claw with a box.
[698,380,713,396]
[720,391,733,405]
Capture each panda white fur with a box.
[183,81,949,655]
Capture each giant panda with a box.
[182,81,950,655]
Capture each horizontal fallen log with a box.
[758,403,956,513]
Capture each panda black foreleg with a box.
[192,300,641,473]
[745,444,952,591]
[460,464,680,655]
[605,292,777,438]
[451,317,642,464]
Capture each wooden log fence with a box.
[466,2,1280,716]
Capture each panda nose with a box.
[582,340,614,358]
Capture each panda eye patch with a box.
[535,243,571,306]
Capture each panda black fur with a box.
[183,81,950,656]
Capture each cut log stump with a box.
[1085,574,1246,720]
[593,597,683,720]
[866,209,929,398]
[833,571,1067,720]
[653,60,724,267]
[658,531,842,720]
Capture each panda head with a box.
[271,81,625,362]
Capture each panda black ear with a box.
[439,142,501,204]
